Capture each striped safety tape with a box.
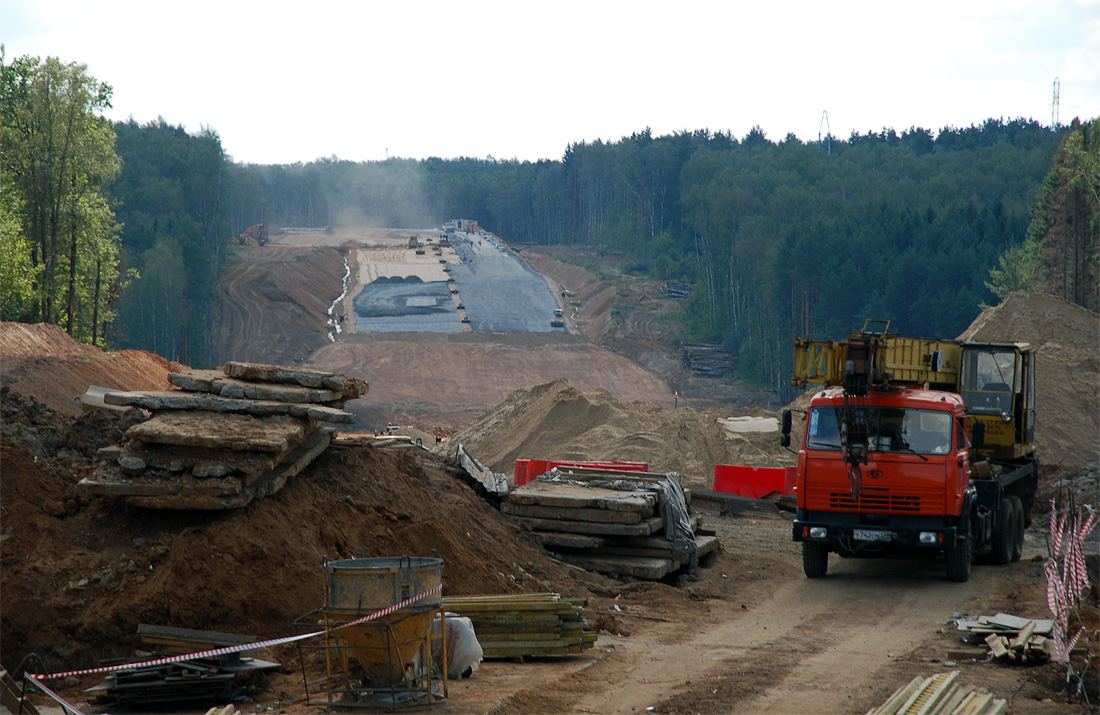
[29,583,442,681]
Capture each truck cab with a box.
[784,323,1037,582]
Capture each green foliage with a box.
[110,118,230,364]
[1,51,122,342]
[988,119,1099,311]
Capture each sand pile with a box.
[958,293,1099,468]
[444,378,794,490]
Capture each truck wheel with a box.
[802,542,828,578]
[945,535,972,582]
[1008,495,1024,563]
[990,496,1014,565]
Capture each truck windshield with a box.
[806,407,953,455]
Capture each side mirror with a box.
[779,410,792,447]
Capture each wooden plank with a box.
[985,633,1009,659]
[868,676,924,715]
[0,670,42,715]
[1008,621,1036,651]
[501,502,646,524]
[507,514,663,537]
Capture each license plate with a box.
[853,529,890,542]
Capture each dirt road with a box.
[424,509,1070,715]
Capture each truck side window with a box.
[956,417,967,451]
[806,408,842,449]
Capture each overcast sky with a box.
[3,0,1099,165]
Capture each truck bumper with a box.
[793,512,959,552]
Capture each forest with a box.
[3,54,1097,391]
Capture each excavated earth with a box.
[2,231,1098,715]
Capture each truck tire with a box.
[945,534,972,582]
[1008,495,1024,563]
[802,542,828,578]
[990,496,1015,565]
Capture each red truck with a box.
[780,321,1038,582]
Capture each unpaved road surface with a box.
[430,509,1072,715]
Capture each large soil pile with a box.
[444,378,793,490]
[0,322,184,417]
[0,327,606,679]
[957,293,1099,468]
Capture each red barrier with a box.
[712,464,789,499]
[513,459,649,487]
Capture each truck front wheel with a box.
[945,535,972,582]
[803,542,828,578]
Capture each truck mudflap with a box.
[793,516,959,553]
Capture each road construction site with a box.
[1,227,1098,714]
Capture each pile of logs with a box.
[680,342,735,376]
[501,469,719,580]
[77,362,366,510]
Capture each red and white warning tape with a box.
[28,583,442,681]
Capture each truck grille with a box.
[828,486,921,513]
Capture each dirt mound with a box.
[0,322,184,417]
[444,378,793,489]
[0,428,596,676]
[0,321,98,356]
[958,293,1099,468]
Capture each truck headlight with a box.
[810,527,827,538]
[919,531,940,544]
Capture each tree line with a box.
[2,53,1095,387]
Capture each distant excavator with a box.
[236,224,268,246]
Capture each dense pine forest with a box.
[4,54,1098,390]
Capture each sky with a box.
[3,0,1099,166]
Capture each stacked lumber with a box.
[77,362,366,510]
[443,594,596,659]
[866,671,1006,715]
[502,471,718,580]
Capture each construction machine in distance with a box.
[780,320,1038,582]
[237,224,268,246]
[550,309,565,328]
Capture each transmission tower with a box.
[819,110,831,156]
[1052,78,1060,129]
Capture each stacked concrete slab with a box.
[502,472,719,580]
[77,362,367,510]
